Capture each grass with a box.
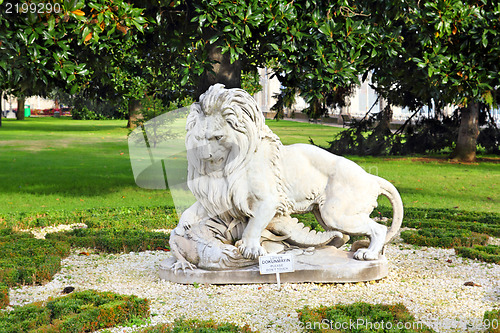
[0,117,173,215]
[350,155,499,213]
[0,117,498,222]
[265,119,344,146]
[0,116,498,333]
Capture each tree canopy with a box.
[1,0,499,160]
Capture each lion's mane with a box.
[185,84,285,222]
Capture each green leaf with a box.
[180,75,188,86]
[245,25,251,38]
[28,33,37,44]
[48,15,56,32]
[132,19,144,33]
[482,34,488,47]
[70,83,78,94]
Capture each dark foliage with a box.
[325,111,392,156]
[478,123,500,155]
[323,108,499,156]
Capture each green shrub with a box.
[301,207,500,238]
[0,234,70,287]
[484,309,500,333]
[0,206,178,230]
[403,219,500,238]
[0,229,72,309]
[0,302,51,332]
[0,290,149,333]
[0,284,8,309]
[376,206,500,225]
[297,302,435,332]
[401,228,489,248]
[455,245,500,265]
[47,228,170,253]
[138,318,255,333]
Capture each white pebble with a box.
[6,243,500,333]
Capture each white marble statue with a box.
[169,84,403,272]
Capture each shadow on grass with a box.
[1,118,126,133]
[0,147,135,197]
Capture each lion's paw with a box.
[235,239,267,259]
[353,248,379,261]
[171,260,197,274]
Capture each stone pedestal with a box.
[159,247,388,284]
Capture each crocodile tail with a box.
[267,216,341,247]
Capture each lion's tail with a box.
[377,177,404,244]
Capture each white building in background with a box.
[252,68,461,122]
[1,94,56,118]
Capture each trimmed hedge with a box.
[298,207,500,238]
[0,229,71,291]
[0,229,71,309]
[46,228,170,253]
[0,284,8,309]
[402,219,500,238]
[374,206,500,237]
[0,290,149,333]
[297,302,435,332]
[484,309,500,333]
[376,206,500,225]
[138,319,255,333]
[455,245,500,265]
[0,206,178,230]
[0,227,169,309]
[400,228,489,248]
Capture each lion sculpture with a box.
[170,84,403,271]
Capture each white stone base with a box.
[159,247,388,284]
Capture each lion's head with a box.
[185,84,278,220]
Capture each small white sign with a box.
[259,253,294,275]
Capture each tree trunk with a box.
[16,97,25,120]
[127,99,142,129]
[375,99,393,134]
[195,40,242,99]
[381,105,393,130]
[451,103,480,162]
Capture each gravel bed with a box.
[7,240,500,333]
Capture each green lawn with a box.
[0,117,173,215]
[265,119,344,146]
[0,117,498,229]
